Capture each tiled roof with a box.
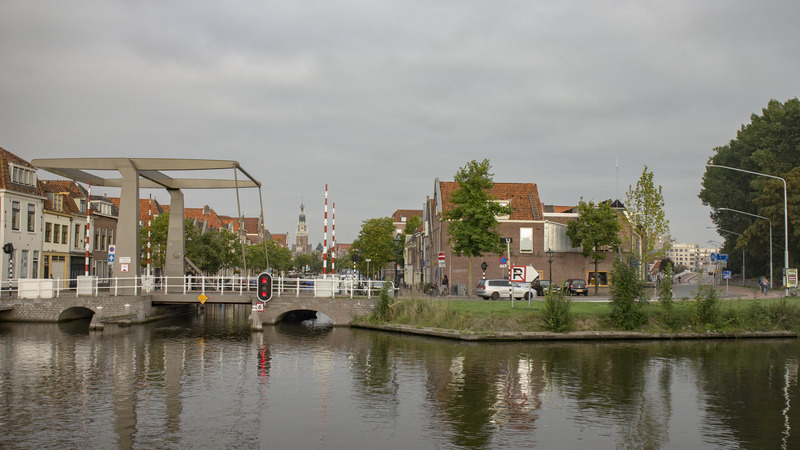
[392,209,423,222]
[185,206,225,230]
[39,180,83,215]
[270,233,288,247]
[139,198,164,223]
[439,181,543,220]
[0,147,41,196]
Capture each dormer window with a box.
[493,200,510,220]
[10,164,36,187]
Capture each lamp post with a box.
[706,164,789,296]
[365,258,371,281]
[717,207,773,289]
[393,234,402,289]
[708,239,722,285]
[546,248,554,284]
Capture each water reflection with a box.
[0,305,798,449]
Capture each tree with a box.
[700,98,800,273]
[566,201,621,295]
[444,159,512,294]
[352,217,395,278]
[139,213,170,269]
[403,215,422,235]
[625,165,670,279]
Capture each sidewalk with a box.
[713,283,783,299]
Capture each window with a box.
[32,251,39,278]
[53,224,60,244]
[10,165,36,187]
[11,201,20,230]
[94,227,100,251]
[493,200,510,220]
[27,204,35,232]
[19,250,28,278]
[45,223,52,243]
[53,194,63,212]
[74,224,80,249]
[61,225,68,246]
[520,227,533,253]
[587,271,609,287]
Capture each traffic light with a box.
[257,272,272,301]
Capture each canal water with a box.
[1,304,798,449]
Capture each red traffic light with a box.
[257,272,272,301]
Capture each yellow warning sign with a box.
[198,294,208,304]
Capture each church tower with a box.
[295,201,309,255]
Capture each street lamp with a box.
[706,164,789,295]
[546,248,554,284]
[717,207,773,289]
[393,235,403,290]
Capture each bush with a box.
[658,265,674,311]
[372,282,392,322]
[692,284,720,327]
[542,288,572,332]
[609,256,648,330]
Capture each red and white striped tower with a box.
[323,184,328,278]
[147,194,152,278]
[84,182,91,276]
[331,202,336,276]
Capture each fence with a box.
[1,275,393,299]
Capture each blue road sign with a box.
[723,270,732,279]
[718,254,729,263]
[108,254,115,263]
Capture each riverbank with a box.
[352,322,797,341]
[352,295,800,341]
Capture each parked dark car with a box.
[531,279,554,296]
[562,279,588,296]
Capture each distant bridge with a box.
[0,275,383,329]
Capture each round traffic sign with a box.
[499,256,508,264]
[438,252,446,261]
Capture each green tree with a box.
[352,217,396,278]
[700,98,800,273]
[625,165,670,279]
[403,215,422,235]
[139,213,170,269]
[566,201,621,295]
[444,159,512,294]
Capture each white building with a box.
[0,148,45,281]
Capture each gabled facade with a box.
[0,148,45,282]
[39,180,89,283]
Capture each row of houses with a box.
[398,179,643,294]
[0,148,281,284]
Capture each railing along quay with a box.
[1,275,392,300]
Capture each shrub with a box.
[609,256,648,330]
[658,265,674,311]
[542,288,572,332]
[372,282,392,321]
[692,284,720,327]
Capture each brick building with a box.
[412,178,640,295]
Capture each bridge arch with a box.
[58,306,95,322]
[259,297,378,326]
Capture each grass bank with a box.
[356,295,800,336]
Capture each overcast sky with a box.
[2,0,798,248]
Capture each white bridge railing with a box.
[0,275,393,300]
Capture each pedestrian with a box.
[441,275,449,296]
[759,276,768,295]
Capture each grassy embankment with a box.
[358,292,800,335]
